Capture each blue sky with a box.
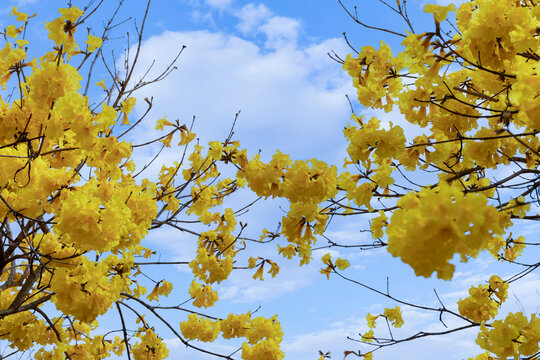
[2,0,539,359]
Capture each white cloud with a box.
[205,0,234,10]
[502,273,540,315]
[259,16,300,49]
[234,3,272,34]
[519,222,540,238]
[232,3,301,49]
[130,29,353,164]
[142,226,198,272]
[324,228,370,246]
[283,326,355,358]
[190,10,215,26]
[281,307,480,360]
[220,276,307,303]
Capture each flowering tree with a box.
[0,2,283,359]
[0,0,539,360]
[242,0,540,358]
[313,0,540,358]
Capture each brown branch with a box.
[0,292,53,318]
[116,302,133,360]
[336,0,406,37]
[120,293,234,359]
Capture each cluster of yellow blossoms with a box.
[477,313,540,359]
[239,154,338,265]
[180,313,284,360]
[387,182,508,280]
[458,275,508,323]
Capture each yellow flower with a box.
[131,329,169,360]
[189,280,218,308]
[95,79,107,91]
[10,7,29,22]
[6,25,20,39]
[120,97,136,125]
[154,116,174,130]
[362,329,374,343]
[85,34,102,52]
[180,314,220,342]
[59,6,84,21]
[424,3,456,23]
[208,140,223,161]
[370,210,388,239]
[458,284,499,323]
[220,312,251,339]
[335,258,350,271]
[366,313,379,328]
[179,128,196,145]
[387,182,508,280]
[146,280,173,302]
[383,307,404,328]
[277,244,296,259]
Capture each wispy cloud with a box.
[282,305,481,360]
[205,0,234,9]
[234,3,272,34]
[129,28,353,164]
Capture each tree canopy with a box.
[0,0,539,360]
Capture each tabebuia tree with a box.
[243,0,540,358]
[0,0,538,360]
[311,0,539,358]
[0,2,283,360]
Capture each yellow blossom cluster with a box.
[344,116,405,165]
[0,290,55,350]
[383,307,404,328]
[189,280,219,308]
[477,313,540,359]
[131,328,169,360]
[488,234,526,262]
[146,280,173,302]
[180,312,284,359]
[364,306,404,336]
[457,275,508,323]
[319,253,350,279]
[342,42,403,112]
[239,154,338,264]
[387,183,508,280]
[239,153,338,205]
